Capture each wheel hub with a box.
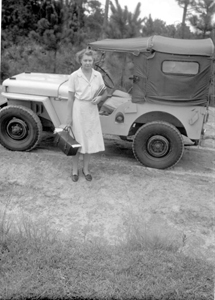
[6,118,28,140]
[147,135,169,157]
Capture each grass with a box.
[0,208,213,300]
[122,212,184,254]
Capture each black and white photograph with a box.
[0,1,214,299]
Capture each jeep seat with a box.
[100,90,131,114]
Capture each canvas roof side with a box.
[89,35,214,56]
[152,35,214,56]
[89,37,150,55]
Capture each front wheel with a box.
[132,121,184,169]
[0,105,43,151]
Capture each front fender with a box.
[1,92,61,127]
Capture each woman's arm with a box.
[66,91,75,126]
[91,89,108,105]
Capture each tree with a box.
[188,0,215,38]
[106,0,144,38]
[1,0,41,43]
[75,0,86,44]
[29,0,66,72]
[84,0,105,40]
[141,15,193,38]
[102,0,110,39]
[175,0,196,38]
[142,15,167,36]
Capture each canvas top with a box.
[89,35,214,56]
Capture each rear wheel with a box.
[132,121,184,169]
[0,105,42,151]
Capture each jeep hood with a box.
[2,73,69,97]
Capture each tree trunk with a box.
[64,0,69,29]
[102,0,109,39]
[181,0,189,39]
[77,0,82,45]
[53,49,57,73]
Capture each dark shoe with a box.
[82,169,92,181]
[71,172,79,182]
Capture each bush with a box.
[0,61,10,82]
[0,42,82,81]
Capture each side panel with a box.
[49,97,69,124]
[132,52,212,106]
[100,101,206,140]
[146,53,212,105]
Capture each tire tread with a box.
[132,121,184,169]
[0,105,43,151]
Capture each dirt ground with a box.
[0,108,214,264]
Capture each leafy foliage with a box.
[188,0,215,37]
[106,0,144,38]
[175,0,215,38]
[84,0,104,39]
[1,0,215,82]
[141,14,195,38]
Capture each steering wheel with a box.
[94,64,115,90]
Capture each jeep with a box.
[0,35,214,169]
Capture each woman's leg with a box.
[83,153,91,174]
[72,152,80,175]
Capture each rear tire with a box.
[132,121,184,169]
[0,105,43,151]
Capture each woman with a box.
[66,49,108,182]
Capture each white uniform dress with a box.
[68,67,105,154]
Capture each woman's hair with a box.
[76,49,96,64]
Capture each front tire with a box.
[0,105,43,151]
[132,121,184,169]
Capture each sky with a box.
[99,0,184,25]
